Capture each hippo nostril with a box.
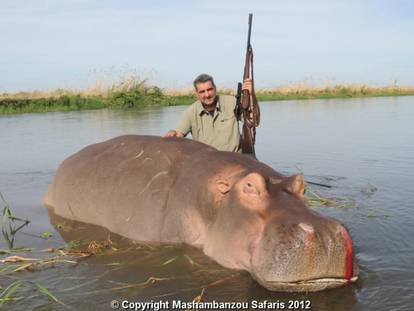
[298,223,314,234]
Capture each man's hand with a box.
[164,130,184,138]
[242,78,253,93]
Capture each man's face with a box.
[195,81,217,106]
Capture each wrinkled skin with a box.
[44,135,358,292]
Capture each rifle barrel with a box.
[247,14,252,52]
[244,13,253,78]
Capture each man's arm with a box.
[163,105,193,138]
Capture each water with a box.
[1,96,413,310]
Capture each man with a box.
[164,73,252,152]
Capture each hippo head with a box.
[203,170,358,292]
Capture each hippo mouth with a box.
[257,276,358,292]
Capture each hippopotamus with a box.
[44,135,358,292]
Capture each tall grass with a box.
[0,76,197,114]
[0,96,105,114]
[256,83,414,100]
[1,76,414,115]
[107,77,171,108]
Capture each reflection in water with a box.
[1,96,414,310]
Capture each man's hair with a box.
[193,74,216,90]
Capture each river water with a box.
[0,96,413,310]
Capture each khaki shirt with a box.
[176,95,241,152]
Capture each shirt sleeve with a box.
[175,105,193,136]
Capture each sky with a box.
[1,0,413,92]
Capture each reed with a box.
[1,193,30,249]
[305,185,356,209]
[0,279,67,307]
[256,83,414,101]
[2,75,413,115]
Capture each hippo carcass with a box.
[44,135,358,292]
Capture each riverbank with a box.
[1,81,413,114]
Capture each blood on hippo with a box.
[44,135,359,292]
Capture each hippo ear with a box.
[216,180,230,194]
[282,174,305,198]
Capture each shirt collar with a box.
[197,96,221,116]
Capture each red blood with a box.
[340,226,354,281]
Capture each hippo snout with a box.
[250,219,359,292]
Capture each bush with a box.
[107,83,167,108]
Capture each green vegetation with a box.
[0,96,105,114]
[256,84,414,101]
[305,185,356,209]
[1,193,30,249]
[2,76,414,115]
[0,77,196,114]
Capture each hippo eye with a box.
[247,182,252,187]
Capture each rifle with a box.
[236,13,260,158]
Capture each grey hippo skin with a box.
[44,135,359,292]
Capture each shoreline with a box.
[1,85,414,115]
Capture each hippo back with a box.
[44,135,215,241]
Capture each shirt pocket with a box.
[217,115,237,133]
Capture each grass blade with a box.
[0,280,22,305]
[161,256,178,266]
[35,283,60,303]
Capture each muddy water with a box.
[1,96,413,310]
